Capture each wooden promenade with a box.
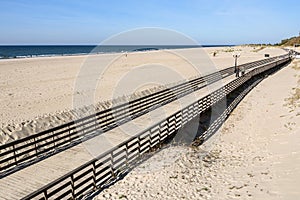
[0,55,291,199]
[0,74,236,199]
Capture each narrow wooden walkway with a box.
[0,72,247,199]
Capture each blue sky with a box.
[0,0,299,45]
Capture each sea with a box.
[0,45,231,59]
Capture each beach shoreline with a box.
[0,45,238,60]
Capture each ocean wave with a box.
[0,45,209,60]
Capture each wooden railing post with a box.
[33,137,38,155]
[12,144,17,165]
[68,124,72,143]
[125,143,129,167]
[52,131,56,149]
[110,152,115,178]
[71,174,75,199]
[158,125,162,143]
[43,190,48,200]
[92,161,97,189]
[138,137,141,157]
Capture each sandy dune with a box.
[94,60,300,199]
[0,46,286,143]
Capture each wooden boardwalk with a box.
[0,72,238,199]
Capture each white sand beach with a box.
[0,45,298,200]
[1,1,299,199]
[94,59,300,199]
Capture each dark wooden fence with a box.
[0,55,288,175]
[21,56,291,199]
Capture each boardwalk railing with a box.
[0,55,289,175]
[22,56,291,199]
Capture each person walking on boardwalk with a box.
[233,53,241,78]
[240,65,245,76]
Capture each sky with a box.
[0,0,299,45]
